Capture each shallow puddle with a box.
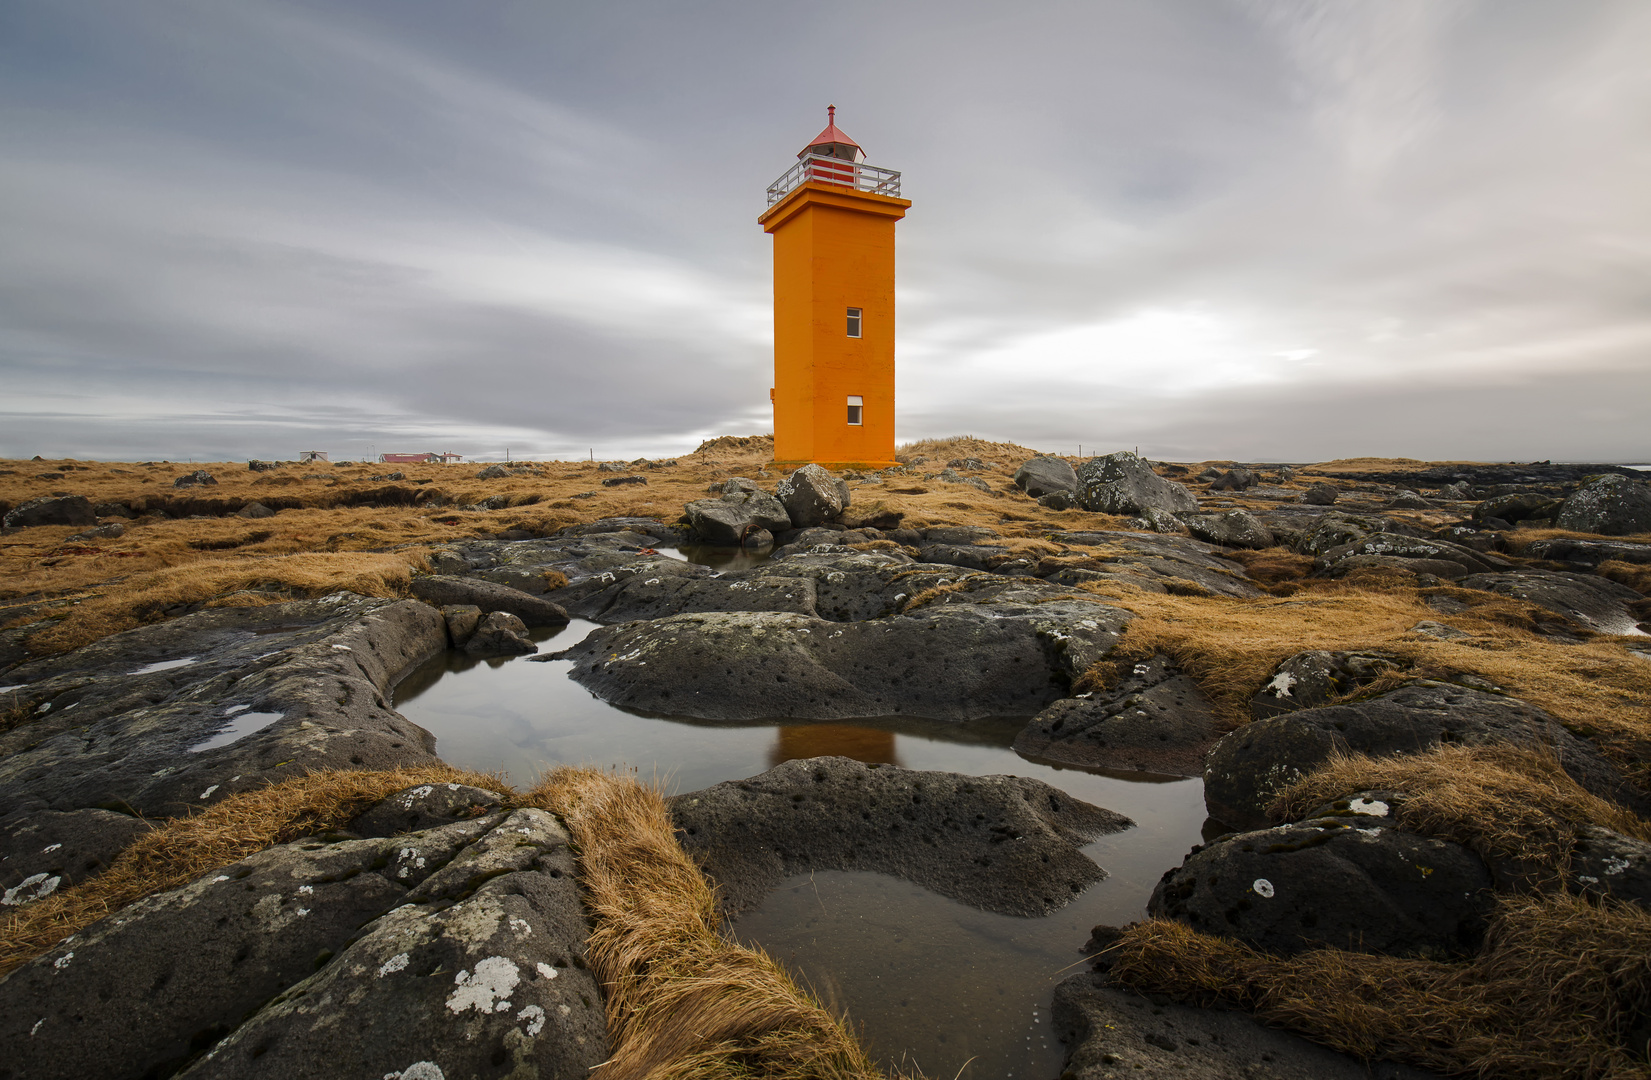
[392,592,1210,1078]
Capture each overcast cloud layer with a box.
[3,0,1647,463]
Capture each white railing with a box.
[766,155,902,206]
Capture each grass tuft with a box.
[1104,892,1651,1080]
[525,767,888,1080]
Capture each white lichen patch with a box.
[446,956,520,1016]
[377,952,411,977]
[53,951,74,970]
[1264,672,1296,698]
[199,785,219,800]
[383,1062,446,1080]
[1347,797,1389,817]
[1604,856,1631,876]
[41,843,61,853]
[3,873,62,906]
[536,962,558,979]
[1252,878,1275,899]
[508,917,532,938]
[297,884,314,895]
[517,1004,546,1037]
[30,1019,44,1036]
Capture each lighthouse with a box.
[760,107,910,470]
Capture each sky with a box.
[2,0,1648,464]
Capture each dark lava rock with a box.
[1301,483,1339,505]
[1249,650,1406,720]
[599,474,647,487]
[1473,492,1560,524]
[684,490,792,545]
[349,781,509,837]
[93,501,137,519]
[670,756,1131,917]
[1525,536,1651,567]
[1014,455,1080,498]
[2,495,96,532]
[1208,467,1258,492]
[0,808,154,906]
[172,470,218,488]
[0,595,446,819]
[1387,490,1432,510]
[67,522,125,541]
[1149,818,1494,957]
[776,463,849,528]
[410,574,570,626]
[1570,826,1651,908]
[556,590,1131,722]
[1077,452,1199,516]
[463,610,537,656]
[1204,683,1645,831]
[1555,474,1651,536]
[1014,656,1219,776]
[474,463,511,479]
[1053,968,1441,1080]
[1180,509,1274,550]
[235,501,275,519]
[1037,489,1077,510]
[1460,569,1646,636]
[441,604,482,647]
[1314,532,1514,580]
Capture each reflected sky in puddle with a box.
[392,594,1209,1078]
[130,657,197,675]
[189,707,284,753]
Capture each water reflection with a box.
[771,726,901,768]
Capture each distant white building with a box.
[298,450,329,462]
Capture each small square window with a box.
[846,307,862,338]
[846,395,863,426]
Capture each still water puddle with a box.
[131,657,197,675]
[190,706,285,753]
[393,615,1209,1078]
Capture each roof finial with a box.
[828,104,835,122]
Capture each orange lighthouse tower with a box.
[760,107,910,470]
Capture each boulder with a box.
[409,575,570,626]
[474,463,510,479]
[1554,474,1651,536]
[1473,492,1560,524]
[1037,490,1077,510]
[247,460,277,471]
[67,522,125,541]
[348,781,509,837]
[1314,532,1513,579]
[1180,509,1274,549]
[684,490,793,545]
[600,474,647,487]
[1148,817,1494,957]
[1301,483,1339,506]
[235,501,275,519]
[463,610,536,656]
[1204,683,1645,831]
[1013,655,1218,776]
[1208,467,1258,492]
[775,463,846,528]
[670,756,1130,917]
[1387,490,1433,510]
[1077,453,1198,516]
[1524,536,1651,567]
[1129,506,1184,534]
[556,593,1132,722]
[2,495,96,532]
[1053,968,1439,1080]
[1460,569,1645,636]
[0,595,447,820]
[1570,826,1651,909]
[172,470,217,488]
[93,501,137,519]
[1248,650,1405,719]
[441,604,483,647]
[1013,456,1080,499]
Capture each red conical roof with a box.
[799,105,862,160]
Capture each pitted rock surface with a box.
[775,463,849,528]
[1569,826,1651,908]
[1054,969,1444,1080]
[177,809,604,1080]
[1149,816,1494,957]
[1459,569,1646,636]
[0,808,153,906]
[1179,509,1275,550]
[1314,533,1513,579]
[0,814,501,1080]
[672,756,1131,917]
[349,782,508,838]
[1204,683,1646,830]
[1555,474,1651,536]
[0,595,445,818]
[555,589,1131,722]
[1014,656,1218,776]
[1014,455,1079,498]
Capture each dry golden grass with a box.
[1103,893,1651,1080]
[22,550,432,656]
[525,767,888,1080]
[894,434,1039,463]
[1599,560,1651,597]
[1302,457,1483,475]
[1499,528,1651,556]
[1073,577,1651,784]
[0,763,501,978]
[1270,744,1651,887]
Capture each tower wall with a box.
[761,182,910,470]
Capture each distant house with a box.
[379,452,464,464]
[298,450,329,463]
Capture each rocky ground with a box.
[1,444,1649,1078]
